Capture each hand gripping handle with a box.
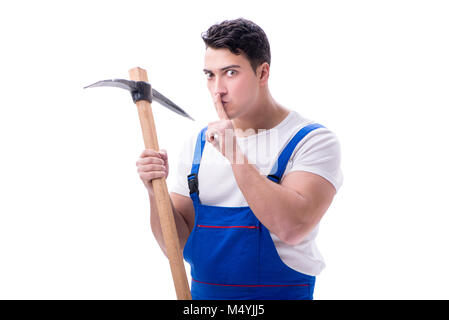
[129,67,191,300]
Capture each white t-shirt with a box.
[170,110,343,276]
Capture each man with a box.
[136,18,343,300]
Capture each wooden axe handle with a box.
[129,67,191,300]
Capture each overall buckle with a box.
[187,173,199,194]
[267,174,280,183]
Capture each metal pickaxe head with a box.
[84,79,194,121]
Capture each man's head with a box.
[201,18,271,74]
[201,18,272,119]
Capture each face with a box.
[203,47,262,119]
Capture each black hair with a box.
[201,18,271,74]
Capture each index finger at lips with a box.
[214,93,229,120]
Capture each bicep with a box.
[281,171,336,227]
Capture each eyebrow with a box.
[203,64,241,73]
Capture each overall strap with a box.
[188,126,208,197]
[267,123,325,184]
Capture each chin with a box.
[225,107,237,120]
[228,107,246,120]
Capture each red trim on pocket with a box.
[192,278,308,287]
[197,224,259,229]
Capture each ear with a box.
[258,62,270,86]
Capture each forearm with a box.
[148,191,190,257]
[230,148,310,245]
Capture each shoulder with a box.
[279,110,341,155]
[283,112,343,191]
[180,125,208,155]
[293,125,341,160]
[173,124,209,174]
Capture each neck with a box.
[232,90,290,137]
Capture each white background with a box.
[0,0,448,299]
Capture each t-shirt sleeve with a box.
[283,127,343,192]
[169,134,194,197]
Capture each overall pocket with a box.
[190,205,261,285]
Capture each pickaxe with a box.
[84,67,193,300]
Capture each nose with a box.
[212,77,227,96]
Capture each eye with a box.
[204,71,213,79]
[226,69,237,77]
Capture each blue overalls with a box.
[183,123,324,300]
